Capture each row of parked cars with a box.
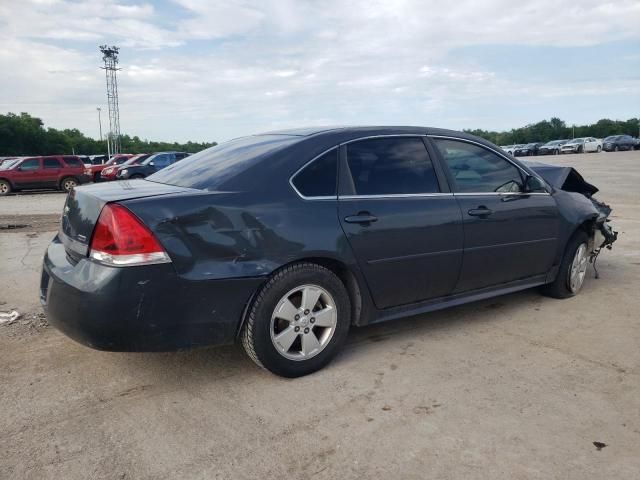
[501,135,639,156]
[0,151,190,195]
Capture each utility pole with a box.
[100,45,122,156]
[96,107,103,142]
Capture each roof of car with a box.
[256,125,481,139]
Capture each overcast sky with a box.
[0,0,638,143]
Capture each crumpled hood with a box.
[522,160,599,197]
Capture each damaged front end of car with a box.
[524,161,618,275]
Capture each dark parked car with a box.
[100,153,151,181]
[115,151,189,180]
[537,140,569,155]
[513,142,543,156]
[41,127,617,377]
[0,155,90,195]
[602,135,636,152]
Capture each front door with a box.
[430,137,559,292]
[12,157,42,188]
[338,136,464,309]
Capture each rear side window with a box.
[63,156,83,168]
[44,158,62,169]
[292,149,337,198]
[19,158,40,171]
[345,137,439,195]
[433,139,523,193]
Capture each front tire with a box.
[542,231,589,299]
[241,263,351,377]
[597,145,602,153]
[0,179,12,196]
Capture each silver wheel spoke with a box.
[301,287,322,312]
[270,283,338,361]
[274,298,298,322]
[312,306,336,327]
[274,326,298,352]
[301,332,321,357]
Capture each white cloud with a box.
[0,0,638,143]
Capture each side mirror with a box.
[149,161,155,166]
[525,175,547,193]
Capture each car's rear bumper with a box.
[41,235,264,351]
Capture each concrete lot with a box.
[1,151,639,479]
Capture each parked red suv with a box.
[0,155,91,195]
[86,154,134,182]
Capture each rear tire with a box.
[597,145,602,153]
[60,177,78,193]
[241,263,351,377]
[0,179,11,196]
[542,231,589,299]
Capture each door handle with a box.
[467,207,493,217]
[344,212,378,224]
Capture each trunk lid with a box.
[60,180,196,261]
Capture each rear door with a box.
[42,157,63,186]
[12,157,42,188]
[337,136,464,309]
[430,137,559,292]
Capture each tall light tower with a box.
[100,45,122,156]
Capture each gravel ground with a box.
[1,151,639,479]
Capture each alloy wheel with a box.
[568,243,588,293]
[63,179,77,191]
[270,284,337,361]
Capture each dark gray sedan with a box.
[41,127,617,377]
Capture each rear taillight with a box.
[89,203,171,266]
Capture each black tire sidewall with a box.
[547,231,589,298]
[0,180,11,195]
[248,265,351,377]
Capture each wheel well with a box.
[300,257,363,326]
[60,175,78,185]
[235,257,364,340]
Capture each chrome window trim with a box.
[339,193,453,200]
[289,146,339,201]
[289,133,552,200]
[428,135,551,196]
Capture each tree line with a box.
[1,112,638,156]
[464,117,640,146]
[0,112,217,156]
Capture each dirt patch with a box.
[0,214,60,233]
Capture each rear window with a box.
[63,156,83,167]
[149,135,299,190]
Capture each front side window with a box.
[433,139,523,193]
[292,149,337,197]
[44,158,62,169]
[345,137,439,195]
[19,158,40,171]
[152,154,171,168]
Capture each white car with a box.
[560,137,602,154]
[501,144,523,155]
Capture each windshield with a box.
[604,136,620,141]
[567,138,583,144]
[149,135,299,190]
[0,158,20,170]
[123,155,147,166]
